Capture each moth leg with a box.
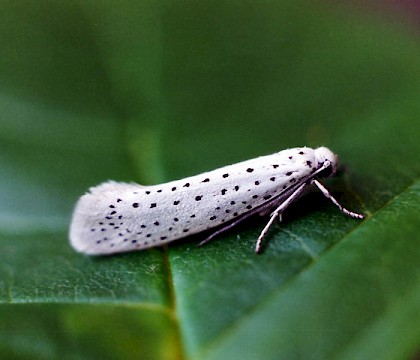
[312,179,364,219]
[256,160,333,218]
[198,189,299,247]
[255,182,308,253]
[198,186,301,248]
[197,214,252,247]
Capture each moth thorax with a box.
[314,147,338,176]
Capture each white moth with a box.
[70,147,363,255]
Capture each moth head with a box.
[314,147,338,176]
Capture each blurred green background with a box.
[0,1,419,359]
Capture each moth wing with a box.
[69,181,146,255]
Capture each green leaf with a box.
[1,1,419,359]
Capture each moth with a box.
[69,147,363,255]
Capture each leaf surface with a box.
[0,1,419,359]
